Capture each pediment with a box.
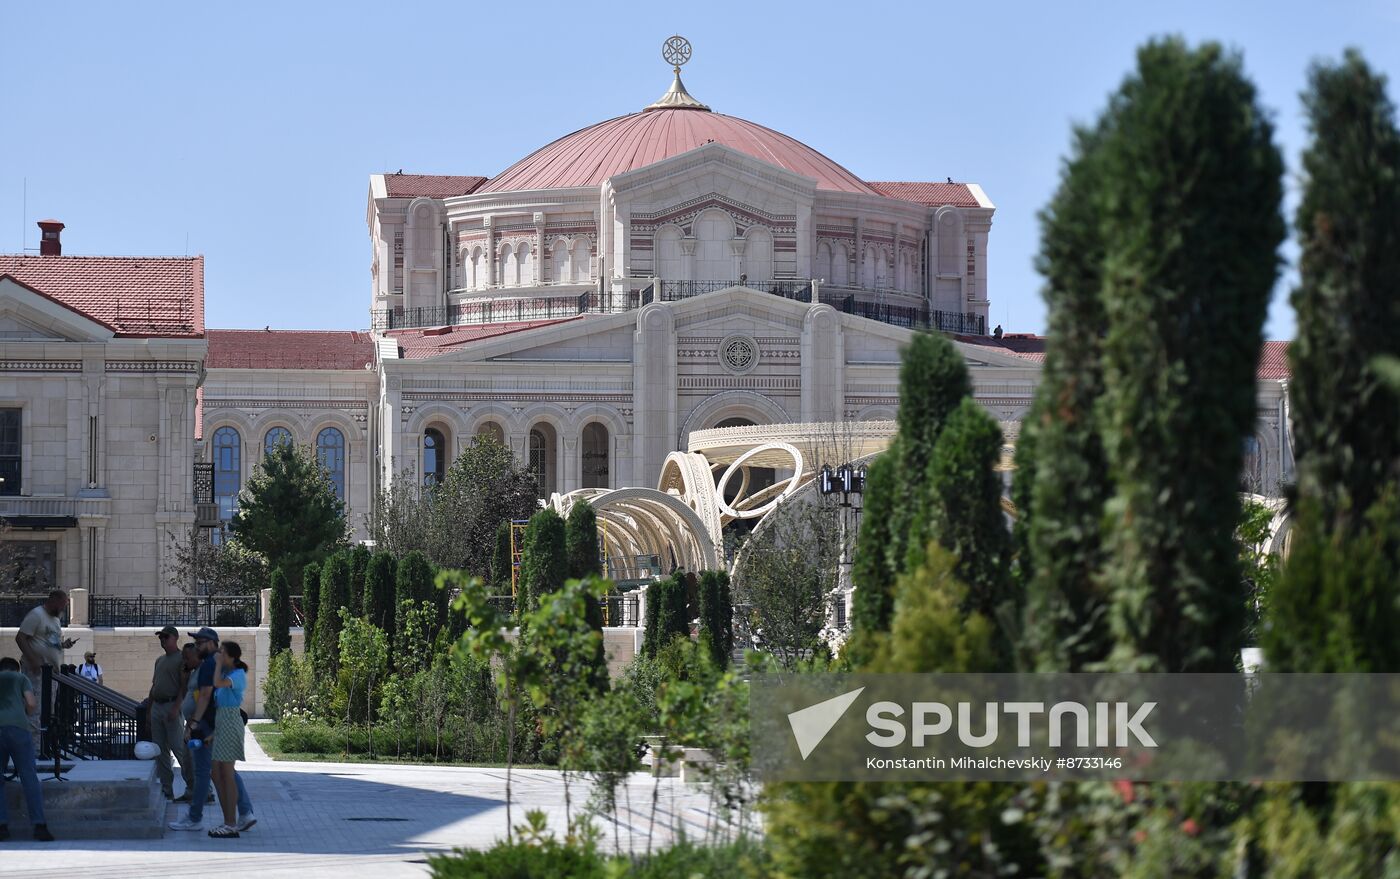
[0,275,117,343]
[610,142,818,204]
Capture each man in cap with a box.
[148,625,193,800]
[168,628,255,832]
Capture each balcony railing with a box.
[655,279,814,301]
[0,495,109,520]
[1,595,70,627]
[823,293,986,335]
[44,667,143,761]
[88,594,261,628]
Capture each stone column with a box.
[69,588,90,627]
[534,212,547,286]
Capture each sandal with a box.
[208,825,241,838]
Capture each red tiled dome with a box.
[478,109,876,195]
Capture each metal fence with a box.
[474,593,639,627]
[0,595,69,627]
[657,279,812,301]
[88,594,261,628]
[824,294,987,335]
[43,666,143,762]
[372,292,595,331]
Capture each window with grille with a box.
[0,408,19,496]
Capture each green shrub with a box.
[263,650,321,722]
[697,569,733,668]
[269,567,292,654]
[427,833,769,879]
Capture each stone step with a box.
[1,760,166,840]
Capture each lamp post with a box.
[818,462,866,638]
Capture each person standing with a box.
[13,591,77,749]
[207,641,249,838]
[0,656,54,842]
[168,629,254,832]
[77,653,103,686]
[148,626,192,801]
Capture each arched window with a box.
[550,239,569,284]
[581,422,609,489]
[656,225,684,282]
[316,427,346,502]
[212,427,241,541]
[1241,436,1264,492]
[499,243,516,287]
[518,242,534,286]
[875,247,890,289]
[469,247,484,289]
[263,427,292,458]
[474,421,505,446]
[528,423,557,498]
[572,239,591,282]
[816,242,833,283]
[832,243,850,286]
[423,427,446,486]
[862,244,879,289]
[743,226,773,285]
[694,209,735,282]
[937,211,963,275]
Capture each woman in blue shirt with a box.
[207,641,248,838]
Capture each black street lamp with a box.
[818,462,866,508]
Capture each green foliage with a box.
[1237,500,1279,645]
[230,440,345,590]
[1020,115,1115,673]
[301,560,321,654]
[1093,39,1285,673]
[565,502,601,580]
[428,834,769,879]
[734,503,838,668]
[697,569,733,668]
[268,567,292,655]
[1289,50,1400,528]
[333,609,388,731]
[262,649,321,723]
[363,551,398,637]
[395,550,439,643]
[314,551,353,676]
[642,574,689,658]
[370,437,538,579]
[348,543,371,618]
[491,519,514,592]
[162,532,269,596]
[867,544,998,675]
[519,508,568,616]
[848,451,898,653]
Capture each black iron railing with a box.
[0,595,69,627]
[657,279,811,301]
[600,593,641,628]
[88,594,261,628]
[828,294,987,335]
[42,666,143,762]
[193,461,213,504]
[372,292,598,331]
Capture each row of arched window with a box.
[424,421,610,498]
[460,238,593,290]
[210,426,347,535]
[654,210,776,285]
[814,241,918,292]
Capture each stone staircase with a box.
[3,760,165,839]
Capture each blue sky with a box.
[3,2,1397,338]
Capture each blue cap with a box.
[187,627,220,643]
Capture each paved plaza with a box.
[2,725,730,877]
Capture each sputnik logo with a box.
[787,687,865,760]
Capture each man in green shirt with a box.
[0,656,54,841]
[148,626,193,800]
[14,590,77,750]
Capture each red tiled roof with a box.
[390,318,582,359]
[479,110,876,195]
[1256,340,1290,380]
[867,181,981,208]
[956,333,1291,378]
[0,255,204,337]
[383,174,488,199]
[206,329,376,370]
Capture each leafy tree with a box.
[491,520,514,593]
[1236,499,1278,645]
[315,551,353,675]
[268,567,291,655]
[369,437,537,579]
[348,543,371,618]
[163,531,269,596]
[1287,50,1400,529]
[697,570,733,668]
[1096,38,1285,673]
[734,503,838,669]
[518,508,567,617]
[363,551,398,636]
[1020,116,1116,672]
[565,501,601,580]
[301,560,322,654]
[231,440,345,592]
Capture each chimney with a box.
[37,219,65,256]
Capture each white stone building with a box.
[1,66,1296,597]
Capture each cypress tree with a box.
[301,560,321,653]
[1265,52,1400,675]
[268,567,291,655]
[314,551,353,674]
[643,573,689,657]
[363,551,397,636]
[565,501,601,580]
[395,550,437,634]
[848,450,899,640]
[1287,49,1400,528]
[1021,118,1116,672]
[518,508,567,616]
[1096,39,1285,672]
[348,543,371,618]
[697,569,733,668]
[490,520,514,593]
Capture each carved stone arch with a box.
[935,205,965,276]
[678,390,790,449]
[405,198,441,270]
[853,405,898,422]
[465,404,523,441]
[308,410,363,442]
[203,412,257,480]
[405,402,471,441]
[252,411,308,447]
[570,403,630,441]
[655,223,686,282]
